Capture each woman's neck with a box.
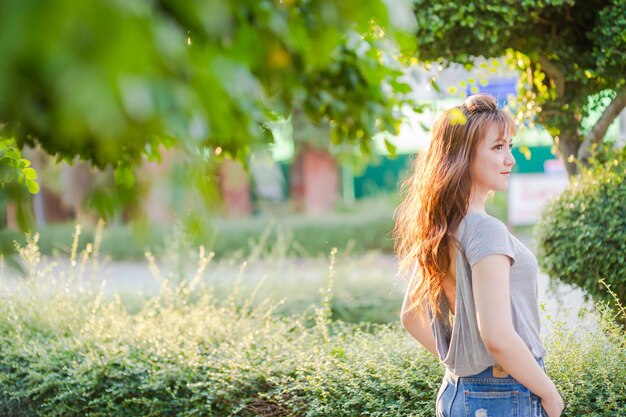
[468,187,488,214]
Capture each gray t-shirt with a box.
[428,211,546,377]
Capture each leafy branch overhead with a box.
[0,0,418,188]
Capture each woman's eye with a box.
[495,145,503,150]
[509,144,514,150]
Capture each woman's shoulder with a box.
[462,210,506,226]
[459,211,511,241]
[459,211,516,265]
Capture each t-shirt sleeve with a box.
[464,217,516,267]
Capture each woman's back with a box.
[430,211,546,377]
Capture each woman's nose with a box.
[505,152,516,167]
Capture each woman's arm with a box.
[400,283,438,356]
[472,254,563,417]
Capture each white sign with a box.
[508,173,569,226]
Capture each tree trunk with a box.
[578,87,626,166]
[556,129,581,178]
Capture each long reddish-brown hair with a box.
[393,94,515,318]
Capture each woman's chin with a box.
[492,184,509,193]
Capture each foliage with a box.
[0,238,624,416]
[0,0,421,230]
[0,138,39,194]
[0,138,38,230]
[592,0,626,78]
[0,0,417,183]
[542,297,626,416]
[534,144,626,317]
[410,0,626,175]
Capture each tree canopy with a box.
[412,0,626,176]
[0,0,417,189]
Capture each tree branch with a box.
[577,87,626,162]
[537,56,565,97]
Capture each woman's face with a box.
[470,122,516,194]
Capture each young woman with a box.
[393,94,564,417]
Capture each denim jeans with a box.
[436,358,547,417]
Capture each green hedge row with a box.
[0,280,624,417]
[0,210,395,262]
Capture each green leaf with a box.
[390,79,413,94]
[384,138,397,157]
[430,78,441,93]
[114,164,135,187]
[22,167,37,180]
[395,31,417,54]
[6,148,19,159]
[25,179,39,194]
[330,127,342,145]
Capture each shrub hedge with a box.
[0,276,624,417]
[534,145,626,314]
[0,281,441,417]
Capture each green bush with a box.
[0,197,395,261]
[544,300,626,416]
[211,211,394,259]
[0,240,625,416]
[534,145,626,315]
[1,281,625,416]
[0,222,165,261]
[0,279,441,417]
